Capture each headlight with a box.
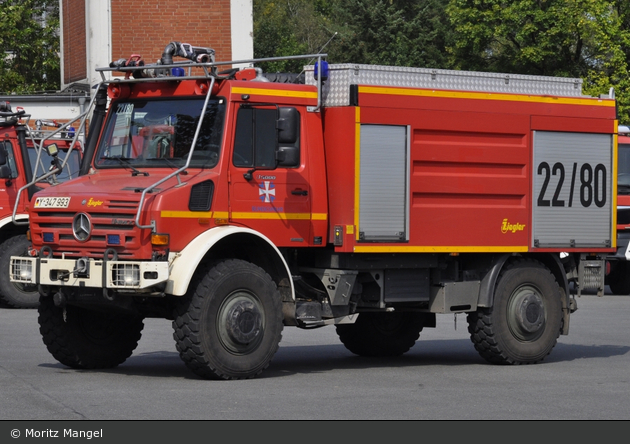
[12,259,33,282]
[112,263,140,287]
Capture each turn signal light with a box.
[151,233,169,246]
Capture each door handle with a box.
[291,189,308,196]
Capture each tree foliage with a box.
[446,0,630,119]
[328,0,453,68]
[253,0,630,120]
[0,0,60,94]
[253,0,335,72]
[254,0,453,70]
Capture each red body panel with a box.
[325,86,616,253]
[26,78,617,259]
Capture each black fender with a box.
[477,253,570,334]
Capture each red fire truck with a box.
[0,103,83,307]
[10,43,617,379]
[606,126,630,294]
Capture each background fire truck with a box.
[10,43,617,379]
[0,103,83,308]
[606,125,630,294]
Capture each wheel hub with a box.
[218,292,264,354]
[225,300,262,344]
[508,286,546,341]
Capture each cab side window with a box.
[233,106,300,168]
[2,142,19,177]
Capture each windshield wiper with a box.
[100,156,149,176]
[145,157,181,170]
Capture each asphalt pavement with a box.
[1,292,629,421]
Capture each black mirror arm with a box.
[244,168,255,181]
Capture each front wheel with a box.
[0,235,39,308]
[38,296,144,369]
[468,259,563,365]
[172,259,284,380]
[336,312,427,357]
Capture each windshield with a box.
[94,97,225,170]
[619,143,630,192]
[28,146,81,182]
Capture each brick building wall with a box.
[62,0,87,84]
[111,0,233,65]
[62,0,242,87]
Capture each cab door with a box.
[228,105,312,247]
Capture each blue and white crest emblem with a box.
[259,181,276,203]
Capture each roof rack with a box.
[96,53,327,84]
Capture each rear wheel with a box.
[468,259,563,365]
[0,235,39,308]
[172,259,284,380]
[38,296,144,369]
[336,311,426,357]
[606,261,630,295]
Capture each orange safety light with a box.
[151,233,170,246]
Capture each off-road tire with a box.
[0,235,39,308]
[606,261,630,295]
[172,259,284,380]
[467,259,563,365]
[336,312,426,357]
[38,296,144,369]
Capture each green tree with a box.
[446,0,630,120]
[328,0,454,68]
[0,0,60,93]
[253,0,456,71]
[253,0,335,72]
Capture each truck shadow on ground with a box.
[37,339,630,380]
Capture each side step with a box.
[295,300,331,328]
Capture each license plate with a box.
[34,196,71,208]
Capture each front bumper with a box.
[9,256,170,290]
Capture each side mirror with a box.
[277,107,299,144]
[0,164,11,179]
[276,146,300,167]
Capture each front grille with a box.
[31,198,143,258]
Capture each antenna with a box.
[298,32,338,79]
[307,32,338,66]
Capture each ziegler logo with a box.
[87,197,104,207]
[501,218,526,234]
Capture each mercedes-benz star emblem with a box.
[73,213,92,242]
